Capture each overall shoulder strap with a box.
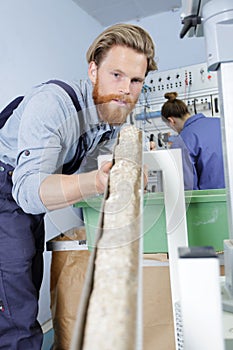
[0,96,24,128]
[46,79,87,175]
[46,79,82,114]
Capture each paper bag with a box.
[50,227,91,350]
[50,240,175,350]
[143,254,176,350]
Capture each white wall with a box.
[0,1,207,326]
[0,0,103,107]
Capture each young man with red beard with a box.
[0,23,157,348]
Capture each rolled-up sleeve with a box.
[12,88,79,214]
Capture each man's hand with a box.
[95,161,112,194]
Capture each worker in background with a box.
[161,92,225,190]
[0,23,157,349]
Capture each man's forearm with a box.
[39,172,97,211]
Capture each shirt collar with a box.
[183,113,205,128]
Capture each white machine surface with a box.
[144,150,233,349]
[222,286,233,350]
[144,149,188,348]
[178,247,224,350]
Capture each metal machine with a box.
[180,0,233,237]
[134,61,220,148]
[135,1,233,348]
[134,61,220,193]
[176,1,233,349]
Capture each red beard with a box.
[92,79,136,125]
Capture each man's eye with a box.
[132,79,142,84]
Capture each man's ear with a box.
[88,61,97,83]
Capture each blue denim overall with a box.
[0,117,117,348]
[0,160,45,349]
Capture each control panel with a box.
[133,62,220,142]
[142,62,218,100]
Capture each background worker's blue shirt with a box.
[0,79,119,214]
[171,113,225,190]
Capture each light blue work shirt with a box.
[170,113,225,190]
[0,79,119,214]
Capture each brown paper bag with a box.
[50,237,175,350]
[143,254,176,350]
[50,227,91,350]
